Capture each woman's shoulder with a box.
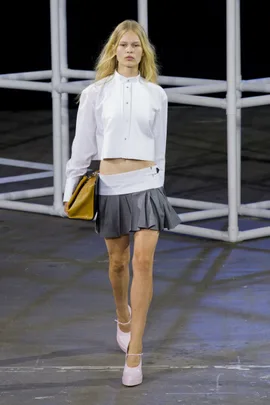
[82,75,114,95]
[142,79,167,102]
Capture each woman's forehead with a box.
[119,31,140,42]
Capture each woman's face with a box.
[116,31,143,70]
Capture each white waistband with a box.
[98,165,162,195]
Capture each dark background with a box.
[1,0,270,110]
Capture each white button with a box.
[126,102,128,104]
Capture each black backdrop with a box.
[1,0,270,110]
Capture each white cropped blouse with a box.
[63,70,168,201]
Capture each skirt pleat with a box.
[95,187,181,238]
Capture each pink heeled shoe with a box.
[122,352,143,387]
[115,305,131,353]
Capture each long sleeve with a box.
[63,86,98,202]
[154,91,168,186]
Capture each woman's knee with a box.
[109,253,130,274]
[105,235,130,274]
[132,254,153,274]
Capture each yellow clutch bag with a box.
[66,171,99,221]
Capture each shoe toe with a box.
[122,361,143,387]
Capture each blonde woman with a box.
[63,20,181,387]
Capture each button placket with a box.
[123,80,131,141]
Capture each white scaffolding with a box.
[1,0,270,242]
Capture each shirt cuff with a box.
[159,169,165,187]
[63,177,80,202]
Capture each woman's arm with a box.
[63,86,98,202]
[153,90,168,186]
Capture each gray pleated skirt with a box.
[95,166,181,239]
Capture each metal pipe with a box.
[0,200,62,216]
[158,76,225,86]
[168,197,227,210]
[239,207,270,219]
[0,172,53,185]
[165,83,227,95]
[0,70,52,80]
[61,68,96,79]
[0,187,54,200]
[241,83,270,93]
[226,0,238,242]
[167,93,226,109]
[240,95,270,108]
[137,0,148,34]
[0,79,52,92]
[50,0,63,210]
[236,0,242,208]
[0,158,53,170]
[237,227,270,242]
[167,225,229,241]
[180,208,228,222]
[59,0,70,192]
[242,201,270,209]
[245,77,270,84]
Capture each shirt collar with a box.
[114,70,141,83]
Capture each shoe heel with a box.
[115,305,131,353]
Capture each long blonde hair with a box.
[94,20,159,83]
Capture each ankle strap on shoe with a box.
[114,318,131,326]
[126,353,143,356]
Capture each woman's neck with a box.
[117,66,139,78]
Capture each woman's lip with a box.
[126,57,134,59]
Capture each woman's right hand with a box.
[64,202,69,215]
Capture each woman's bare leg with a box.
[105,234,131,332]
[128,229,159,366]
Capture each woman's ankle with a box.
[128,341,143,355]
[116,305,131,332]
[118,322,131,333]
[126,350,143,367]
[116,304,130,320]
